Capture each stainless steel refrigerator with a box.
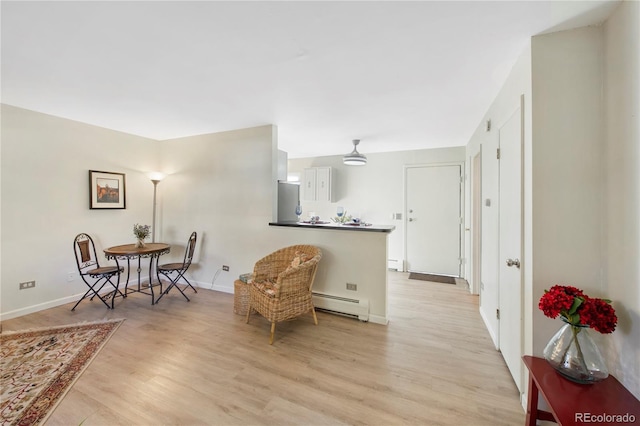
[277,181,300,222]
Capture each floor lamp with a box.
[149,172,166,243]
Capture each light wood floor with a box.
[2,272,525,425]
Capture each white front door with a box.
[498,99,524,393]
[405,164,462,276]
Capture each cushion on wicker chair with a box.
[288,251,309,270]
[253,280,279,297]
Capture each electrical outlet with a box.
[19,281,36,290]
[67,272,75,282]
[346,282,357,291]
[222,265,229,272]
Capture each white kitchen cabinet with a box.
[302,168,317,201]
[316,167,332,201]
[302,167,333,202]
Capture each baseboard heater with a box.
[312,292,369,322]
[387,259,402,271]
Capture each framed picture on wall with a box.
[89,170,126,209]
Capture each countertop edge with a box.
[269,222,395,233]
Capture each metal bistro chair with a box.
[72,233,124,310]
[156,232,198,302]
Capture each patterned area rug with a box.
[0,319,124,426]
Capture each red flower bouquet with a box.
[540,285,615,383]
[539,285,617,334]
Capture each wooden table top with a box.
[104,243,170,258]
[523,355,640,425]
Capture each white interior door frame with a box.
[470,151,482,295]
[497,95,525,394]
[403,161,466,277]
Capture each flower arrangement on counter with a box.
[330,210,352,224]
[133,224,151,241]
[539,285,617,333]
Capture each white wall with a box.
[531,26,605,355]
[602,0,640,397]
[465,45,532,349]
[1,104,159,318]
[288,147,466,274]
[156,125,278,294]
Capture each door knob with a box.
[408,218,416,222]
[506,258,521,268]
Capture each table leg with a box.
[110,258,121,308]
[124,258,131,296]
[137,256,142,291]
[155,255,163,295]
[526,373,539,426]
[148,255,156,304]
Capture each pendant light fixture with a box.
[343,139,367,166]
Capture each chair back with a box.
[252,245,322,295]
[74,233,99,274]
[280,246,322,295]
[182,232,197,268]
[304,251,322,291]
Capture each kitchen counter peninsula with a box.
[269,221,395,233]
[268,220,395,325]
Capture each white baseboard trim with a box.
[0,294,80,321]
[368,314,389,325]
[0,277,232,321]
[212,283,234,294]
[479,307,499,350]
[193,280,233,294]
[0,275,153,321]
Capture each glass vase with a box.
[543,319,608,384]
[135,238,146,249]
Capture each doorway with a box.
[405,164,463,276]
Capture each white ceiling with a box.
[1,1,619,158]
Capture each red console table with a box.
[523,356,640,425]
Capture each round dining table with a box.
[104,243,170,304]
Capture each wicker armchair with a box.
[246,245,322,344]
